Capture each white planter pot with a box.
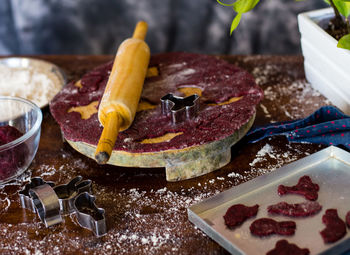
[298,8,350,114]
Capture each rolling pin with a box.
[95,21,150,164]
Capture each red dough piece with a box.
[346,211,350,228]
[268,201,322,217]
[278,175,319,201]
[223,204,259,228]
[320,209,346,243]
[250,218,296,237]
[266,240,310,255]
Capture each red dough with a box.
[0,125,27,180]
[250,218,296,237]
[50,52,263,153]
[266,240,310,255]
[346,211,350,228]
[278,175,319,201]
[0,125,23,146]
[320,209,346,243]
[267,201,322,217]
[223,204,259,228]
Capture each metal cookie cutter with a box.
[19,177,55,213]
[161,93,199,124]
[29,184,62,227]
[74,192,107,237]
[53,176,92,215]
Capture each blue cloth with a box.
[246,106,350,150]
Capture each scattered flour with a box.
[252,64,330,122]
[247,142,312,178]
[250,144,276,167]
[253,64,279,85]
[260,104,271,118]
[227,172,243,179]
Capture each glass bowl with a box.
[0,96,42,184]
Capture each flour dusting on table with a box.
[249,143,309,173]
[252,64,330,122]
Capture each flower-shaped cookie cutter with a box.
[161,93,199,124]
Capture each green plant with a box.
[217,0,350,50]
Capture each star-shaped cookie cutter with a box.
[160,93,199,124]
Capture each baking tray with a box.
[188,146,350,255]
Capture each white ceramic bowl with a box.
[298,8,350,114]
[0,96,42,183]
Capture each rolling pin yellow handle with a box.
[95,111,121,164]
[132,21,148,40]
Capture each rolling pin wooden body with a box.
[95,21,150,164]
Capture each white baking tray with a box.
[188,146,350,255]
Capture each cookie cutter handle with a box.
[29,184,62,227]
[19,177,55,213]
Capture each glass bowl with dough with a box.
[0,96,42,183]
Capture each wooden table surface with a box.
[0,55,331,255]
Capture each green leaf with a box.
[333,0,350,17]
[216,0,236,7]
[230,13,242,35]
[233,0,260,13]
[337,34,350,49]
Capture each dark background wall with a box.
[0,0,328,55]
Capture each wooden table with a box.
[0,55,330,254]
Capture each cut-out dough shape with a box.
[137,100,157,112]
[68,101,99,120]
[208,96,242,106]
[146,67,159,77]
[177,87,203,97]
[141,132,183,144]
